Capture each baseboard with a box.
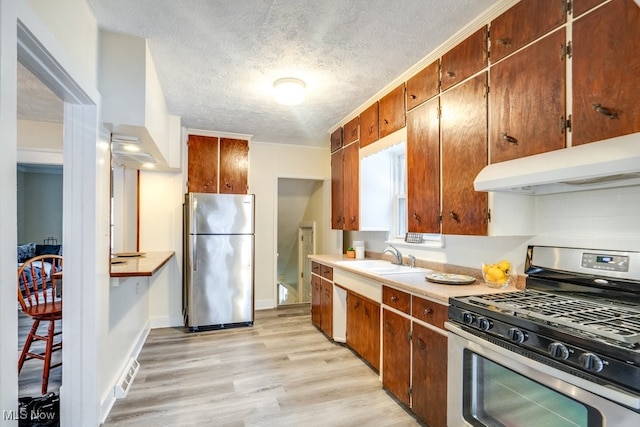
[255,299,276,310]
[100,320,150,424]
[149,315,184,329]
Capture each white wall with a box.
[249,141,335,309]
[17,168,63,243]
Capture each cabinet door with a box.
[219,138,248,194]
[346,292,363,356]
[342,142,360,231]
[343,116,360,145]
[320,279,333,336]
[441,26,488,91]
[361,298,380,372]
[330,149,344,230]
[489,29,566,163]
[407,97,440,233]
[187,134,218,193]
[382,309,411,406]
[311,274,322,328]
[572,0,640,146]
[441,73,488,236]
[379,83,406,138]
[572,0,606,18]
[412,322,447,427]
[359,102,379,148]
[406,60,439,110]
[330,127,343,153]
[490,0,566,63]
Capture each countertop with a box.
[309,254,519,304]
[110,251,175,277]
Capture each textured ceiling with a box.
[20,0,498,147]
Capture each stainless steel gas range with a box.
[446,245,640,427]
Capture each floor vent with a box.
[114,358,140,398]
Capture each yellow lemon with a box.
[486,267,506,283]
[497,260,511,273]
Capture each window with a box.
[392,150,407,239]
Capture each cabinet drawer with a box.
[440,26,487,91]
[321,264,333,280]
[382,286,411,314]
[311,261,321,275]
[412,296,447,329]
[330,127,343,153]
[343,116,359,145]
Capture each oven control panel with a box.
[581,252,629,272]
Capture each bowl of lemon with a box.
[482,260,512,289]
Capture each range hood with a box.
[474,132,640,195]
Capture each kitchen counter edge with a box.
[110,251,175,277]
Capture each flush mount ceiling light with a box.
[273,78,306,105]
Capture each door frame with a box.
[297,221,315,303]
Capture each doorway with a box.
[276,178,324,306]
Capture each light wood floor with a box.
[104,305,423,426]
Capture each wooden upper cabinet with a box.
[489,29,567,163]
[343,116,360,145]
[219,138,248,194]
[440,26,488,91]
[379,83,406,138]
[187,134,218,193]
[490,0,566,63]
[441,73,488,236]
[572,0,640,146]
[342,141,360,231]
[330,127,343,153]
[407,97,440,234]
[359,102,379,148]
[331,149,344,230]
[406,60,439,110]
[572,0,606,18]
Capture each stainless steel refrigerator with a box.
[184,192,254,331]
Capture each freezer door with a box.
[187,234,254,328]
[187,193,254,235]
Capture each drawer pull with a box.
[446,70,455,78]
[391,296,398,302]
[410,94,417,99]
[497,37,511,46]
[424,308,432,316]
[502,132,518,144]
[592,103,618,119]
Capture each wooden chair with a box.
[17,254,63,394]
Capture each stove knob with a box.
[579,353,604,373]
[476,317,493,331]
[461,312,476,325]
[508,328,527,343]
[548,342,570,360]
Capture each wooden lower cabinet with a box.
[320,279,333,336]
[346,291,380,371]
[412,322,448,427]
[382,308,411,406]
[311,264,332,337]
[311,274,322,327]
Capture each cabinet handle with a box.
[410,94,417,100]
[446,71,455,78]
[351,216,356,224]
[417,338,427,351]
[390,295,398,302]
[225,182,231,188]
[383,119,389,124]
[352,129,357,137]
[369,125,374,134]
[496,37,511,46]
[385,322,394,335]
[336,216,342,224]
[450,211,460,223]
[413,212,422,224]
[592,103,618,119]
[354,301,360,309]
[502,132,518,145]
[423,308,432,316]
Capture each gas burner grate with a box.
[469,290,640,345]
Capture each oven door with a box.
[446,322,640,427]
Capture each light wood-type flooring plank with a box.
[104,305,422,426]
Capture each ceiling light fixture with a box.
[273,78,306,105]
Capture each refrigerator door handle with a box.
[192,235,198,272]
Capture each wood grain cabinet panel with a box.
[572,0,640,146]
[311,274,322,328]
[346,292,380,371]
[411,296,448,329]
[382,309,411,406]
[572,0,606,18]
[359,102,379,148]
[187,134,218,193]
[489,29,566,163]
[412,322,448,427]
[331,149,344,230]
[490,0,566,63]
[441,73,488,236]
[330,127,343,153]
[407,97,440,234]
[441,26,488,91]
[379,83,406,138]
[219,138,248,194]
[320,278,333,336]
[406,60,439,110]
[343,116,360,145]
[382,286,411,314]
[342,141,360,231]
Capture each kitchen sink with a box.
[336,259,428,275]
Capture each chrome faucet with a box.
[383,245,403,265]
[408,254,416,268]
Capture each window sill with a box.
[386,235,444,249]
